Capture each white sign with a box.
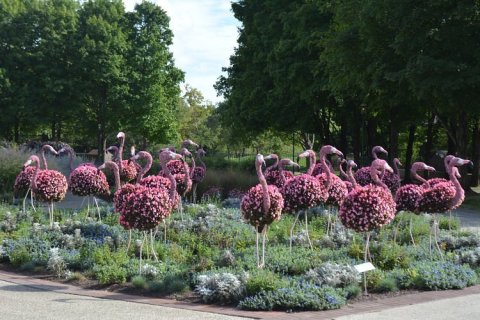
[354,262,375,273]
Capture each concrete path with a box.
[336,293,480,320]
[0,279,251,320]
[2,270,480,320]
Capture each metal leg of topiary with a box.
[409,217,416,246]
[433,214,444,260]
[289,211,301,252]
[363,231,371,295]
[93,196,101,222]
[150,229,158,262]
[126,230,132,253]
[304,210,313,250]
[139,231,146,275]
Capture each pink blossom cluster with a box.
[140,175,171,189]
[114,184,137,221]
[14,166,35,197]
[281,174,328,213]
[311,163,328,176]
[344,180,354,193]
[174,173,192,195]
[33,170,68,202]
[265,169,294,188]
[119,185,172,231]
[416,183,456,213]
[139,176,180,209]
[354,167,374,186]
[120,160,137,182]
[339,185,396,232]
[382,170,401,193]
[241,184,283,231]
[192,166,206,183]
[160,160,189,176]
[395,184,424,213]
[69,166,109,197]
[317,173,348,206]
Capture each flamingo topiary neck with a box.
[393,158,401,178]
[347,160,357,188]
[319,146,332,188]
[134,151,153,183]
[255,154,270,214]
[160,151,178,204]
[102,161,121,191]
[370,159,389,189]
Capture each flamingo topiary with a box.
[264,153,279,174]
[315,146,347,235]
[355,146,388,186]
[339,158,396,294]
[395,162,436,213]
[159,139,199,176]
[394,162,435,245]
[382,158,402,193]
[283,148,329,250]
[59,147,109,220]
[23,155,68,227]
[340,159,358,192]
[311,158,333,176]
[191,148,207,203]
[265,157,297,189]
[14,144,58,212]
[241,154,283,268]
[416,157,472,254]
[107,132,138,183]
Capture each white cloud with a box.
[123,0,239,104]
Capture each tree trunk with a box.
[471,119,480,188]
[424,113,435,163]
[456,111,469,157]
[448,118,457,155]
[388,122,399,163]
[404,124,416,184]
[51,120,56,141]
[57,121,62,141]
[339,117,348,157]
[352,118,361,165]
[14,115,20,144]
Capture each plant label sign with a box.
[354,262,375,273]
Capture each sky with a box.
[123,0,239,104]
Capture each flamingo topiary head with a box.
[372,146,388,158]
[197,148,206,157]
[347,160,358,169]
[116,132,125,139]
[182,139,199,149]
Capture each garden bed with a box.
[1,201,479,313]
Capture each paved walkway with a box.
[1,270,480,320]
[0,279,250,320]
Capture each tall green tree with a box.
[124,1,183,145]
[216,0,336,147]
[75,0,129,160]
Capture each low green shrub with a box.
[375,276,399,293]
[9,246,31,267]
[413,261,477,290]
[238,283,346,311]
[373,243,411,270]
[342,284,362,299]
[132,275,148,289]
[388,268,418,289]
[93,264,127,285]
[149,273,188,295]
[439,216,460,231]
[366,270,385,291]
[246,269,289,295]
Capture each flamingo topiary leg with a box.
[289,211,301,252]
